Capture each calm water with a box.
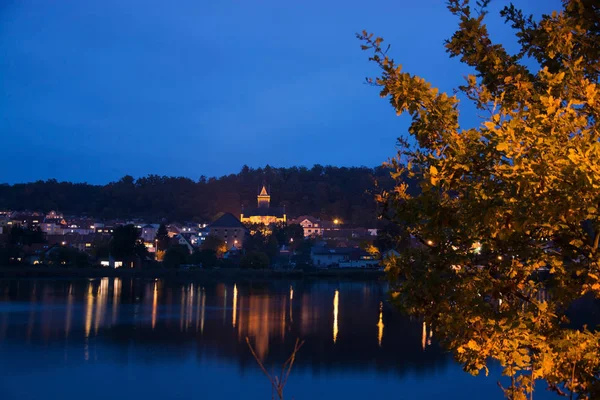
[0,278,555,400]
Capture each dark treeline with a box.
[0,165,418,225]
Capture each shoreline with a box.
[0,266,386,282]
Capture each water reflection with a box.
[232,284,238,328]
[0,279,451,377]
[377,301,384,347]
[333,289,339,344]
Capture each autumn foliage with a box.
[360,0,600,398]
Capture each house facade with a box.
[290,215,324,237]
[207,213,247,249]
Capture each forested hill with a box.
[0,165,420,225]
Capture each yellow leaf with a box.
[496,142,509,152]
[430,165,438,176]
[484,121,496,130]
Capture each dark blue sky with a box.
[1,0,559,184]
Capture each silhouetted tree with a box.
[201,235,227,257]
[189,249,218,268]
[163,245,189,268]
[155,223,170,251]
[240,251,270,269]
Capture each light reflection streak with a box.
[187,284,194,330]
[196,288,201,331]
[223,287,227,324]
[152,282,158,330]
[179,287,185,332]
[232,284,238,328]
[377,301,384,347]
[85,283,94,338]
[84,282,94,361]
[65,284,73,338]
[112,278,121,324]
[200,287,206,335]
[333,290,339,344]
[95,278,108,335]
[289,285,293,323]
[421,321,427,350]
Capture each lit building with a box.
[207,213,247,249]
[240,184,286,225]
[289,215,324,237]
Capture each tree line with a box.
[0,165,419,225]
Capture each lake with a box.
[0,278,556,399]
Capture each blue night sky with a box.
[0,0,560,184]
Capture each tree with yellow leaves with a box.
[359,0,600,398]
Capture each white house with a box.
[290,215,325,237]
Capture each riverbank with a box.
[0,266,386,282]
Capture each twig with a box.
[246,337,305,400]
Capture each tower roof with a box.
[259,185,269,196]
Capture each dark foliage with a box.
[0,165,419,225]
[155,223,170,251]
[45,247,90,267]
[109,225,147,260]
[163,245,190,268]
[240,251,270,269]
[7,226,45,247]
[188,249,218,268]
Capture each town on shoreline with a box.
[0,184,404,274]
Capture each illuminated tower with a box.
[257,184,270,208]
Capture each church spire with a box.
[257,182,270,208]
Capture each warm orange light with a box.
[427,240,434,246]
[333,290,339,344]
[232,284,238,328]
[152,282,158,330]
[377,301,384,347]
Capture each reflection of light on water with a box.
[333,290,339,344]
[422,322,433,350]
[195,287,202,331]
[232,284,238,328]
[152,282,158,330]
[95,278,108,335]
[200,287,206,335]
[246,296,270,360]
[377,301,384,347]
[112,278,121,324]
[65,284,73,338]
[85,283,94,338]
[84,282,94,361]
[280,297,286,341]
[223,287,227,324]
[180,287,185,332]
[289,285,293,323]
[187,284,194,330]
